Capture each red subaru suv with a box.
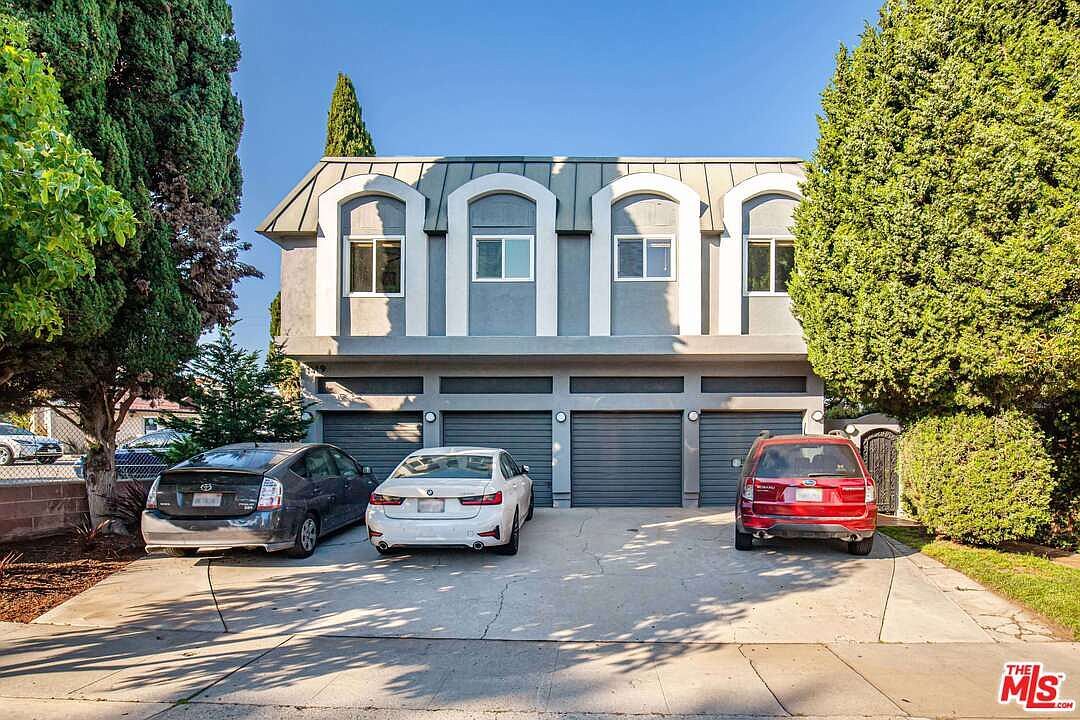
[735,433,877,555]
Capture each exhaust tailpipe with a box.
[472,541,484,551]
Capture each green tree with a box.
[267,291,301,400]
[163,326,312,462]
[0,13,134,356]
[0,1,257,532]
[789,0,1080,420]
[324,72,375,156]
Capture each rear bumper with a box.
[739,508,877,541]
[365,505,509,548]
[141,509,298,552]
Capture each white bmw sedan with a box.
[365,447,534,555]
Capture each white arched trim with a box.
[589,173,703,336]
[718,172,803,334]
[446,173,557,336]
[315,174,428,337]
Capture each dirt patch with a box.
[0,533,144,623]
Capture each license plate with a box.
[795,488,823,502]
[417,498,444,513]
[191,492,222,507]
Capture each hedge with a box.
[898,411,1054,545]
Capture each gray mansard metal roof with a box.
[257,156,805,239]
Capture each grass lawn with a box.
[879,526,1080,640]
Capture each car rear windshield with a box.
[391,454,493,479]
[186,448,284,471]
[0,424,31,436]
[754,443,862,478]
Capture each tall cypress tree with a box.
[324,72,375,156]
[1,0,257,532]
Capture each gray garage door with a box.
[322,411,423,482]
[441,411,554,508]
[570,412,682,507]
[699,412,804,506]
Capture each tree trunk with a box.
[81,394,126,535]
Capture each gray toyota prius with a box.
[142,442,376,558]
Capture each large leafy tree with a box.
[0,0,258,531]
[0,13,134,356]
[164,326,312,462]
[790,0,1080,420]
[324,72,375,156]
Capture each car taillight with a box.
[864,479,876,504]
[370,492,404,506]
[257,478,283,510]
[145,477,160,509]
[460,491,503,506]
[741,479,754,501]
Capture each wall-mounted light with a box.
[687,410,700,422]
[424,411,437,423]
[844,423,858,436]
[731,457,743,468]
[555,411,567,423]
[300,411,313,422]
[810,409,825,423]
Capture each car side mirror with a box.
[362,466,373,475]
[521,464,530,474]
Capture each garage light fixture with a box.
[555,411,567,423]
[424,411,437,423]
[686,410,700,422]
[300,411,313,422]
[844,424,858,435]
[810,410,824,423]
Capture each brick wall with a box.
[0,481,90,542]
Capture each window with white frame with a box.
[472,235,534,281]
[347,236,403,295]
[745,236,795,294]
[615,235,675,281]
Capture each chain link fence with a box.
[0,410,171,486]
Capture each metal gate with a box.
[322,412,423,482]
[442,411,553,508]
[699,412,805,506]
[570,412,682,507]
[860,429,899,514]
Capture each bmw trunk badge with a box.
[426,489,434,496]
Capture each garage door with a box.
[699,412,804,506]
[570,412,682,507]
[441,411,553,508]
[322,411,423,482]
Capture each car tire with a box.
[0,445,13,466]
[734,528,754,551]
[525,487,534,521]
[163,547,198,558]
[495,512,520,556]
[288,513,319,558]
[848,536,874,556]
[38,457,58,465]
[375,544,395,556]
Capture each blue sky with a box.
[228,0,881,352]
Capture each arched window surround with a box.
[589,173,703,336]
[718,172,803,335]
[315,173,428,336]
[446,173,557,336]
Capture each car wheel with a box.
[734,528,754,551]
[375,544,395,556]
[495,512,520,556]
[288,513,319,558]
[848,536,874,556]
[525,487,534,521]
[0,445,13,466]
[163,547,198,558]
[38,457,58,465]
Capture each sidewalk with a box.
[2,621,1077,719]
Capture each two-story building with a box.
[258,156,824,509]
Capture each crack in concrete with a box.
[206,557,229,633]
[480,576,524,639]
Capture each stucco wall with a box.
[427,234,446,336]
[746,295,802,335]
[280,240,316,338]
[468,193,537,336]
[611,194,679,336]
[557,235,589,336]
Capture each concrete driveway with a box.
[36,508,1058,643]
